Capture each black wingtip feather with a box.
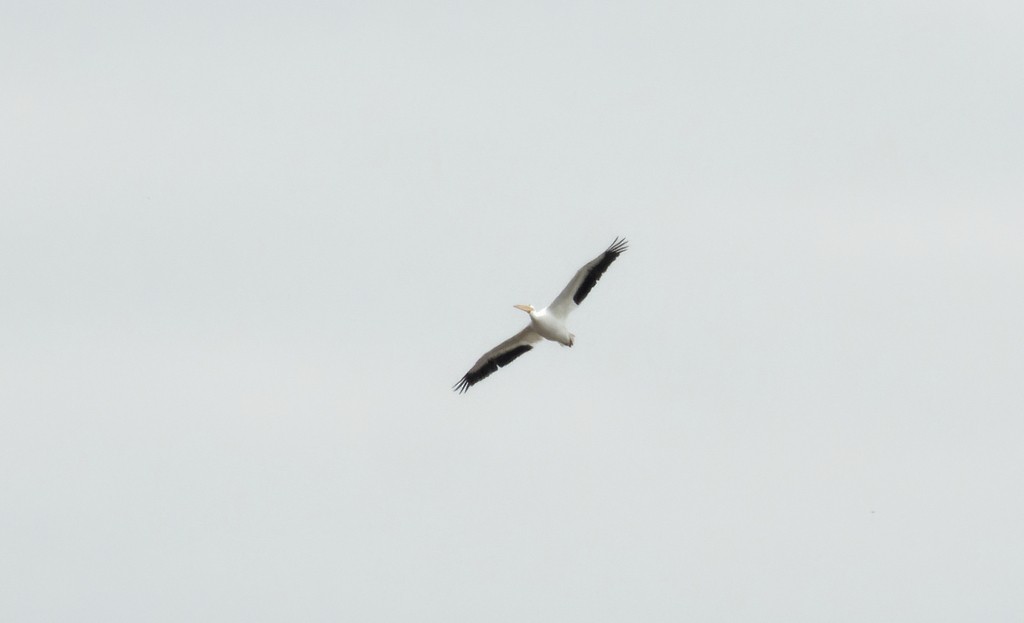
[572,236,628,305]
[452,344,534,394]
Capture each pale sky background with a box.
[2,1,1023,621]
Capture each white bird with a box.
[454,237,628,393]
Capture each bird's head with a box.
[513,304,535,314]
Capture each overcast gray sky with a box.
[2,1,1023,621]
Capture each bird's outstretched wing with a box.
[453,326,543,393]
[547,237,628,319]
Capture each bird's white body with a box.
[524,307,574,346]
[454,238,628,393]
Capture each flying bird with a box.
[453,237,628,393]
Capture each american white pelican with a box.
[454,237,628,393]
